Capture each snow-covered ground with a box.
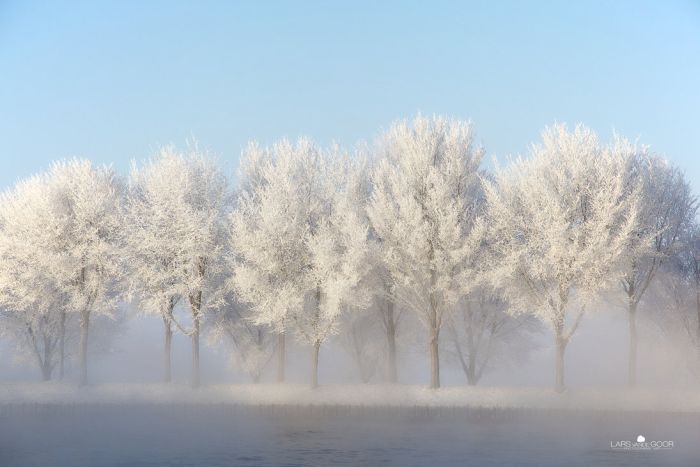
[1,383,699,412]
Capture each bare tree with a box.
[445,288,540,385]
[0,308,62,381]
[339,307,383,383]
[210,299,276,383]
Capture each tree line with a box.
[0,115,696,392]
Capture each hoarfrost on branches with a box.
[231,139,372,387]
[0,160,124,385]
[0,172,69,381]
[483,124,641,392]
[128,145,230,388]
[367,114,485,388]
[618,154,696,386]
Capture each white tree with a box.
[647,222,700,377]
[484,125,640,392]
[361,154,403,383]
[0,160,124,385]
[50,160,123,386]
[0,172,67,381]
[618,156,696,386]
[337,152,397,383]
[228,144,290,382]
[128,146,229,388]
[367,115,485,389]
[122,155,188,383]
[231,139,371,387]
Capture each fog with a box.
[0,304,693,389]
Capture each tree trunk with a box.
[189,291,202,389]
[465,305,478,386]
[628,301,638,387]
[428,295,440,389]
[386,300,398,383]
[429,326,440,389]
[311,340,321,389]
[190,261,206,389]
[454,340,475,386]
[360,369,371,384]
[40,332,52,382]
[58,310,65,380]
[696,283,700,333]
[79,309,90,386]
[466,354,478,386]
[191,316,200,389]
[427,251,440,389]
[554,330,567,393]
[41,361,52,381]
[696,288,700,336]
[41,364,52,381]
[696,286,700,363]
[277,331,286,383]
[163,316,172,383]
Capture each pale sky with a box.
[1,0,699,190]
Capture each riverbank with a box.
[1,383,698,413]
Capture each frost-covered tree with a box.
[0,160,123,385]
[484,125,640,392]
[618,156,696,386]
[129,146,229,388]
[367,115,485,389]
[50,160,123,386]
[342,149,403,383]
[445,287,540,386]
[679,224,700,361]
[0,172,68,381]
[228,144,289,382]
[1,160,125,386]
[231,139,371,388]
[123,154,186,383]
[339,153,401,383]
[647,222,700,376]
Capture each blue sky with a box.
[1,0,699,190]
